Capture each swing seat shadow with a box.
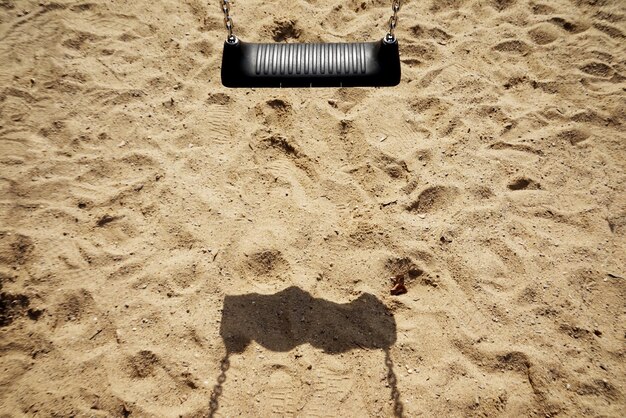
[209,286,403,417]
[220,286,396,353]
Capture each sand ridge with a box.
[1,0,625,416]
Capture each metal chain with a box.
[220,1,400,43]
[221,0,237,44]
[386,0,401,43]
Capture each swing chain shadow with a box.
[207,286,403,417]
[385,347,404,418]
[208,355,230,418]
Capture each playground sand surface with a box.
[1,0,625,416]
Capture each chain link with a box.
[386,0,401,42]
[221,0,237,43]
[220,1,401,43]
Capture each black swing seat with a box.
[221,38,401,88]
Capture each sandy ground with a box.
[1,0,625,416]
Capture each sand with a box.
[1,0,625,416]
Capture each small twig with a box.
[96,58,121,81]
[353,341,368,350]
[89,329,103,340]
[381,200,398,208]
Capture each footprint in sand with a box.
[507,177,541,191]
[406,186,459,214]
